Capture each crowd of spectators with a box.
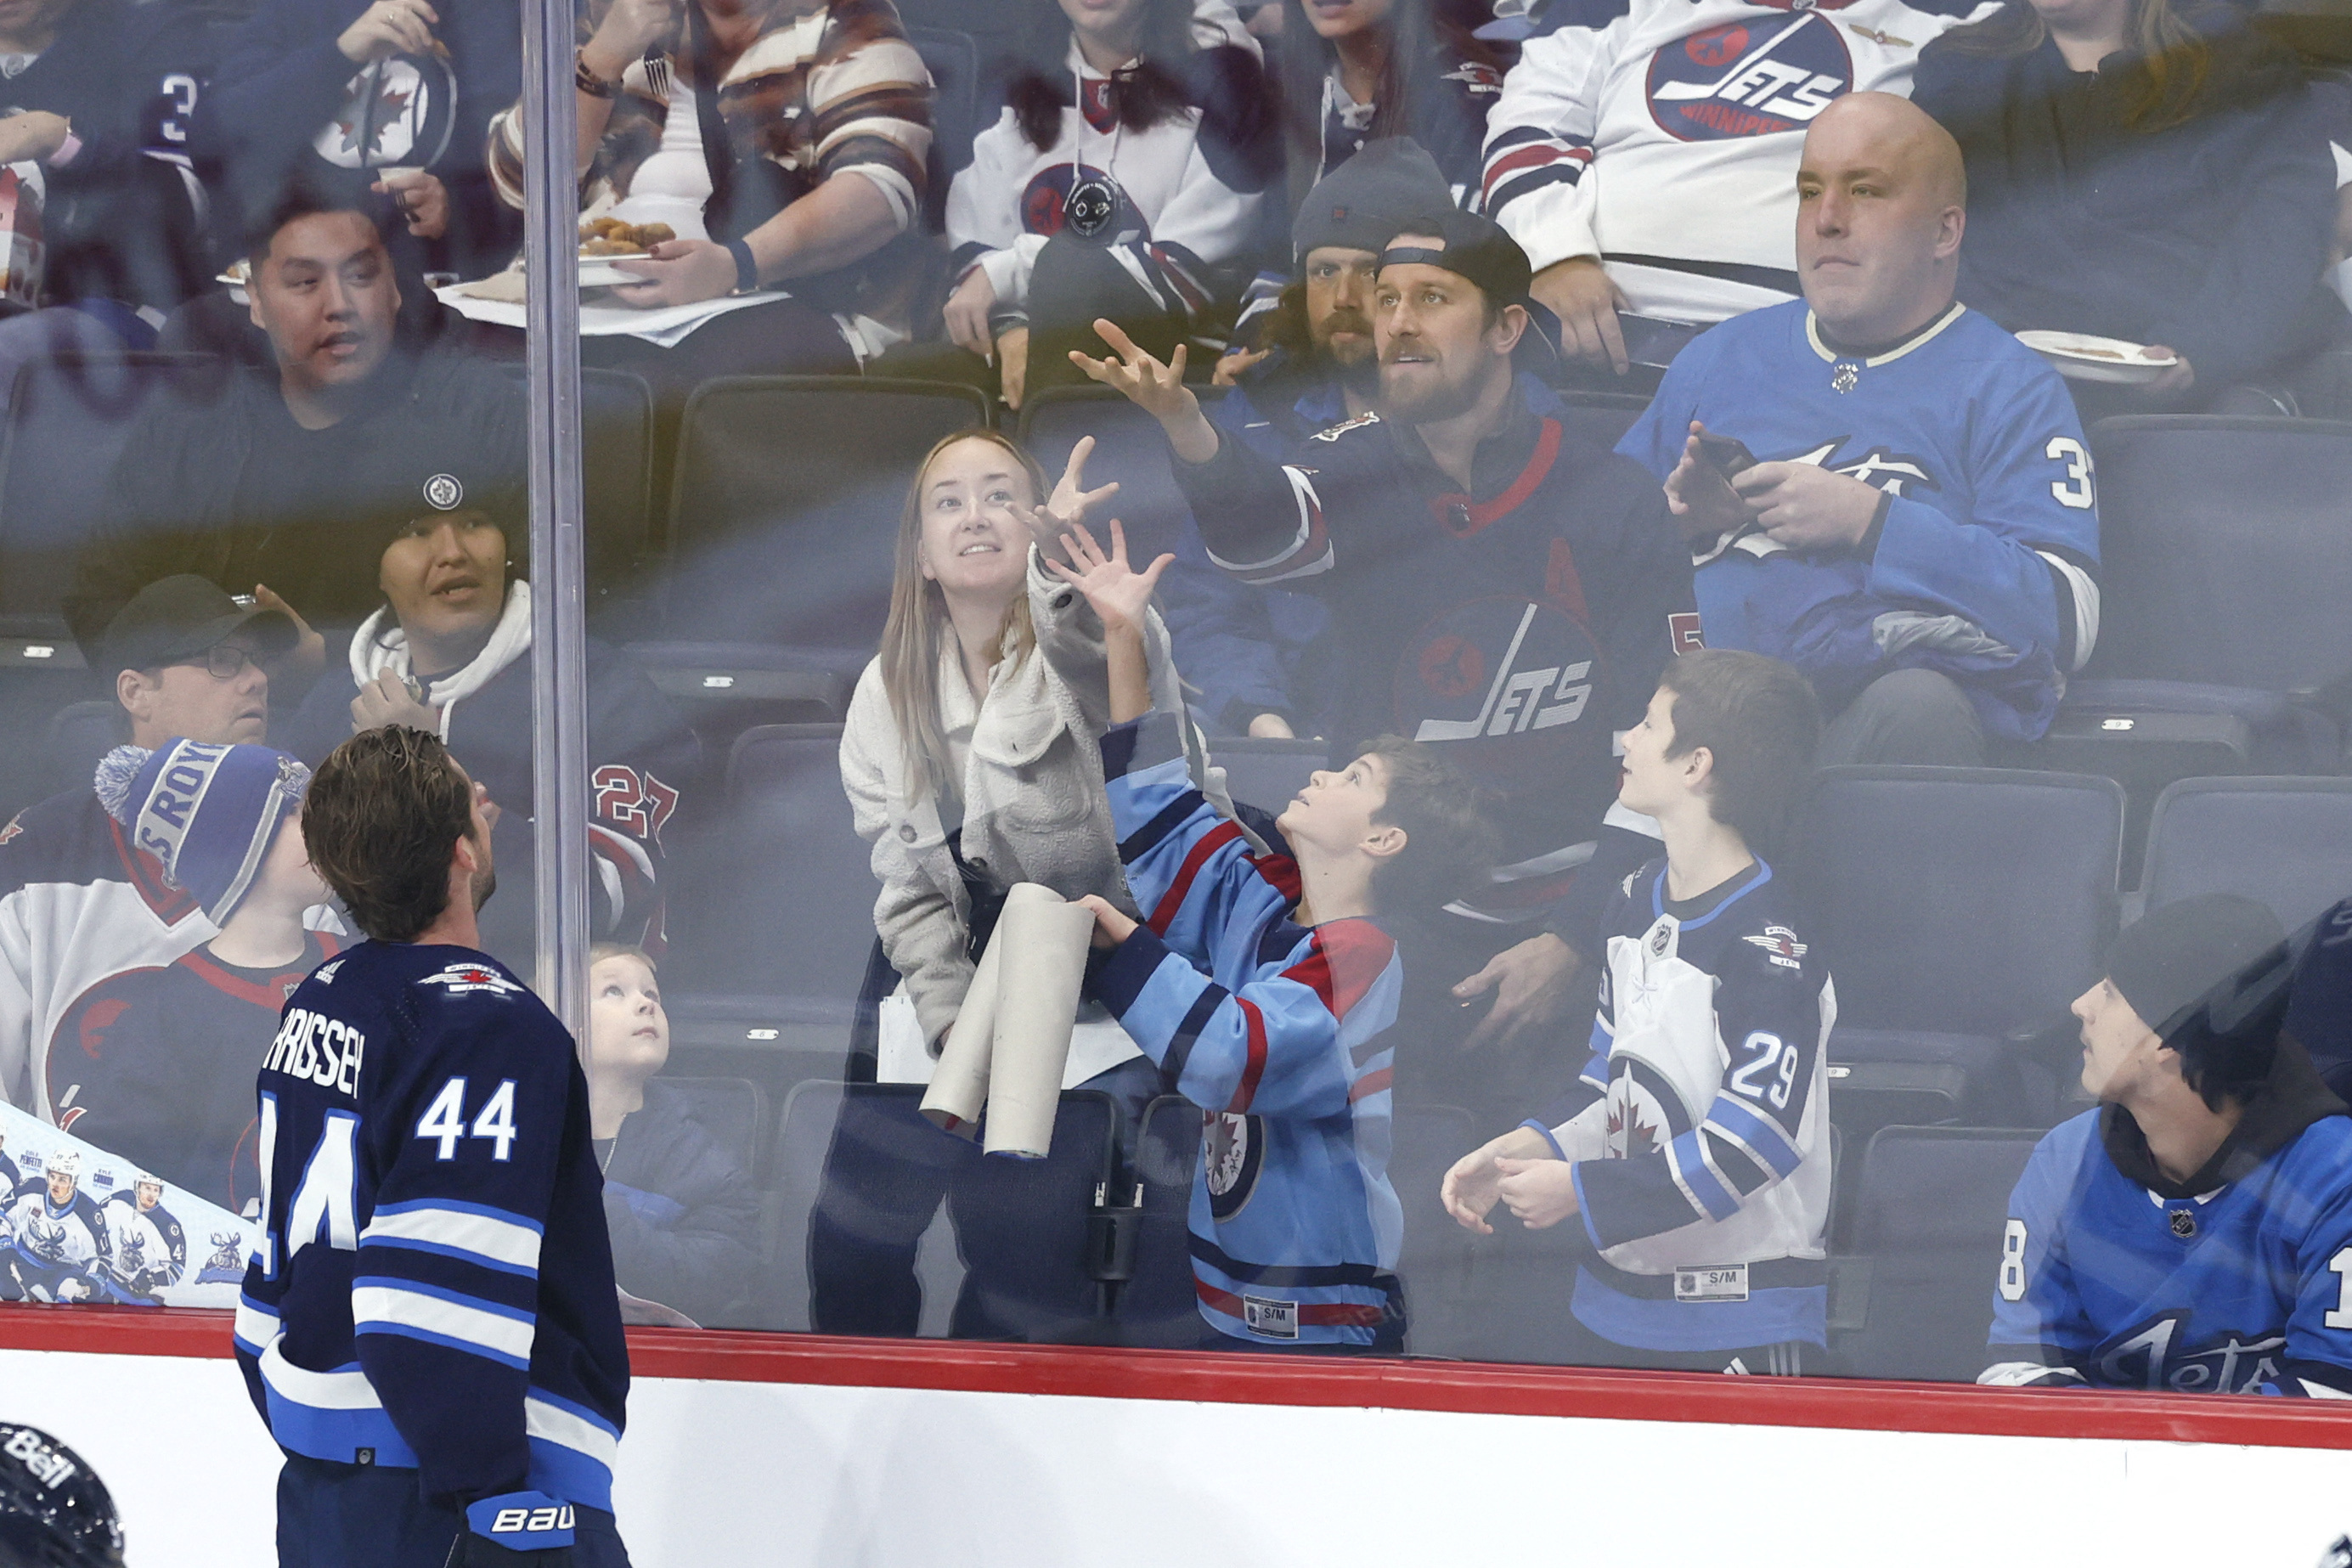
[0,0,2345,1376]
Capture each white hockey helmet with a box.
[42,1150,78,1180]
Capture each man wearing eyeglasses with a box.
[0,574,341,1120]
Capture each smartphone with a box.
[1616,313,1701,369]
[1692,431,1758,483]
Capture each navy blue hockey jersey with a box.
[1175,372,1696,921]
[234,942,629,1511]
[1620,301,2101,741]
[1536,859,1834,1351]
[1984,1046,2352,1396]
[1089,713,1405,1347]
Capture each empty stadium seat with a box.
[660,724,874,1024]
[492,364,655,629]
[651,1076,772,1187]
[661,376,990,663]
[2064,416,2352,775]
[1831,1125,2041,1381]
[2136,776,2352,937]
[764,1080,1117,1340]
[0,353,230,641]
[1793,768,2124,1136]
[1017,382,1227,567]
[622,641,850,773]
[759,1080,955,1333]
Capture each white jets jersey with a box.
[101,1197,185,1295]
[1538,860,1835,1349]
[1482,0,1994,323]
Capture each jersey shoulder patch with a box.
[415,962,526,999]
[1309,410,1381,443]
[313,959,343,984]
[1740,925,1809,971]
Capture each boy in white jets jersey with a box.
[1444,651,1834,1370]
[1482,0,1992,373]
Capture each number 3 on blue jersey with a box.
[416,1078,521,1162]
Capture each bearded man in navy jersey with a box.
[1620,91,2102,766]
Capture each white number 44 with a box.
[415,1078,520,1162]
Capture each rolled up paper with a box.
[980,883,1097,1159]
[920,927,1001,1140]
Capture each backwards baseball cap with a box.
[1379,207,1566,379]
[101,576,297,679]
[2105,894,2292,1046]
[94,740,312,924]
[1292,138,1456,260]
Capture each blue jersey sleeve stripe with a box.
[1117,792,1206,866]
[1667,1129,1741,1222]
[361,1204,544,1272]
[1093,925,1178,1018]
[372,1197,545,1236]
[358,1233,540,1279]
[1702,1097,1802,1179]
[355,1318,533,1372]
[1160,982,1232,1088]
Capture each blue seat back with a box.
[1842,1125,2041,1381]
[2140,777,2352,938]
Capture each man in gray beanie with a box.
[1981,893,2352,1396]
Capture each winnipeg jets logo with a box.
[1408,601,1596,745]
[1606,1095,1661,1158]
[418,964,523,998]
[1786,439,1940,499]
[2094,1312,2285,1394]
[1646,14,1853,142]
[1204,1112,1264,1221]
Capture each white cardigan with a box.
[839,550,1192,1048]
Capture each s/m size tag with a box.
[1243,1295,1300,1339]
[1674,1263,1749,1303]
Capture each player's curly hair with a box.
[303,725,477,944]
[1355,735,1498,913]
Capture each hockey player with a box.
[48,740,335,1212]
[240,725,629,1566]
[1441,650,1834,1371]
[1482,0,1991,375]
[1,576,302,1116]
[1620,91,2101,762]
[99,1172,187,1306]
[1076,206,1696,1104]
[4,1150,111,1304]
[1050,516,1496,1349]
[1983,894,2352,1396]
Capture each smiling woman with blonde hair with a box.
[820,426,1193,1339]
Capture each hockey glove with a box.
[448,1492,576,1567]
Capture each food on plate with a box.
[578,218,677,256]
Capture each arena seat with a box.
[659,723,873,1022]
[0,353,231,642]
[1109,1094,1203,1347]
[661,376,990,663]
[1792,767,2124,1137]
[1554,388,1650,448]
[762,1080,1116,1340]
[491,364,655,630]
[2062,416,2352,776]
[650,1076,772,1187]
[905,25,979,212]
[621,641,850,776]
[1831,1125,2041,1381]
[2135,776,2352,937]
[1016,383,1228,572]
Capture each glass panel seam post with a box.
[522,0,590,1034]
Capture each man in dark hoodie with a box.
[1982,894,2352,1396]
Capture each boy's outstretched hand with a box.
[1043,516,1175,635]
[1074,894,1138,950]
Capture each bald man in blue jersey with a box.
[1621,92,2102,766]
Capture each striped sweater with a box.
[1090,712,1405,1348]
[488,0,932,321]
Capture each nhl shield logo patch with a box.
[422,473,464,510]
